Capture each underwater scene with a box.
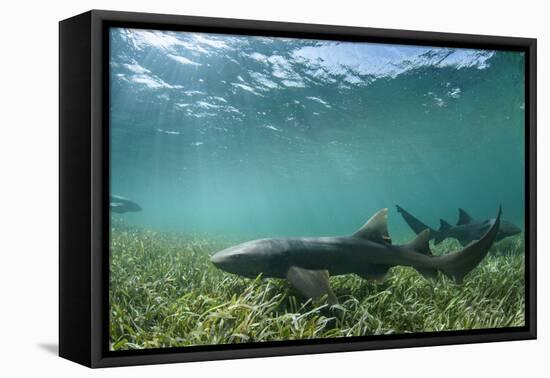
[108,27,526,351]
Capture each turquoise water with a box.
[109,28,525,243]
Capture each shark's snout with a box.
[130,203,142,212]
[210,246,242,272]
[211,239,274,277]
[210,252,227,267]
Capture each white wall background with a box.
[0,0,546,376]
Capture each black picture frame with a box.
[59,9,537,368]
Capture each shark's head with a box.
[210,239,281,278]
[497,220,522,240]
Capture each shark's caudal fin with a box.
[396,205,436,236]
[436,206,501,283]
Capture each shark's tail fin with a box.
[396,205,438,240]
[436,206,501,283]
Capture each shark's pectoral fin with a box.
[286,266,338,305]
[353,208,392,244]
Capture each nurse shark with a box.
[211,207,501,304]
[396,205,521,246]
[110,195,142,214]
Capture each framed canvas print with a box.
[59,10,536,368]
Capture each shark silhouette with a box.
[396,204,520,246]
[110,195,142,214]
[211,207,501,304]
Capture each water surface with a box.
[109,28,525,243]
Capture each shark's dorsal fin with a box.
[353,208,392,244]
[286,266,338,305]
[407,229,432,256]
[439,219,451,230]
[457,208,474,225]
